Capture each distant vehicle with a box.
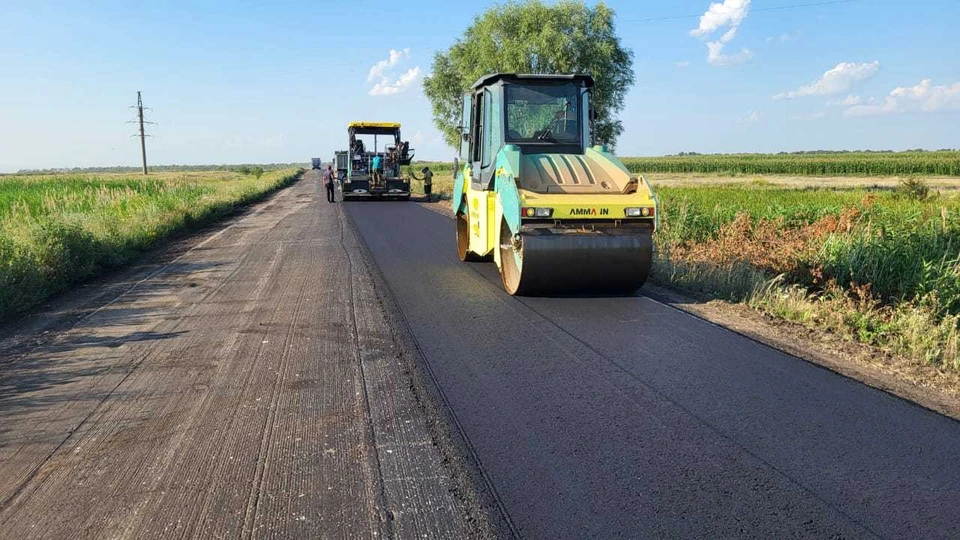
[339,122,413,200]
[311,158,322,169]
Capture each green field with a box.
[0,169,302,319]
[622,151,960,176]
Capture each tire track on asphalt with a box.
[506,293,885,540]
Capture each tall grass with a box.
[0,169,301,319]
[656,186,960,304]
[624,151,960,176]
[655,185,960,369]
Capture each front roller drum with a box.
[499,222,653,296]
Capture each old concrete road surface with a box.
[346,201,960,540]
[0,171,486,539]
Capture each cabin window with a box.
[505,83,582,146]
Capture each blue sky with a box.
[0,0,957,171]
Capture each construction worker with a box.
[410,166,434,201]
[322,165,336,203]
[371,154,383,188]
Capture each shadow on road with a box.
[0,259,225,431]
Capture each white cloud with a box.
[367,49,420,96]
[367,48,409,82]
[369,67,421,96]
[690,0,750,37]
[675,60,691,68]
[844,79,960,117]
[689,0,753,66]
[773,61,879,100]
[826,94,862,107]
[707,41,754,66]
[736,109,762,125]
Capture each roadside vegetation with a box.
[11,163,303,175]
[656,181,960,370]
[0,168,301,319]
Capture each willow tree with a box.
[422,1,634,150]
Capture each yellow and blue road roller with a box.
[453,73,658,295]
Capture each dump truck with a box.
[341,122,414,200]
[453,73,658,295]
[311,157,322,169]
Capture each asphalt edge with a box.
[339,202,516,540]
[642,283,960,423]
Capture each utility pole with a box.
[137,92,147,174]
[128,92,154,175]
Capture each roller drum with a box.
[500,223,653,296]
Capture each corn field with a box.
[413,151,960,177]
[622,151,960,176]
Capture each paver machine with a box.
[341,121,414,200]
[453,73,658,295]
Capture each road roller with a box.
[453,73,658,295]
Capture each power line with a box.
[622,0,858,24]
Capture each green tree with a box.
[423,0,634,150]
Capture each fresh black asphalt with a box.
[346,200,960,540]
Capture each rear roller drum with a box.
[498,220,653,296]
